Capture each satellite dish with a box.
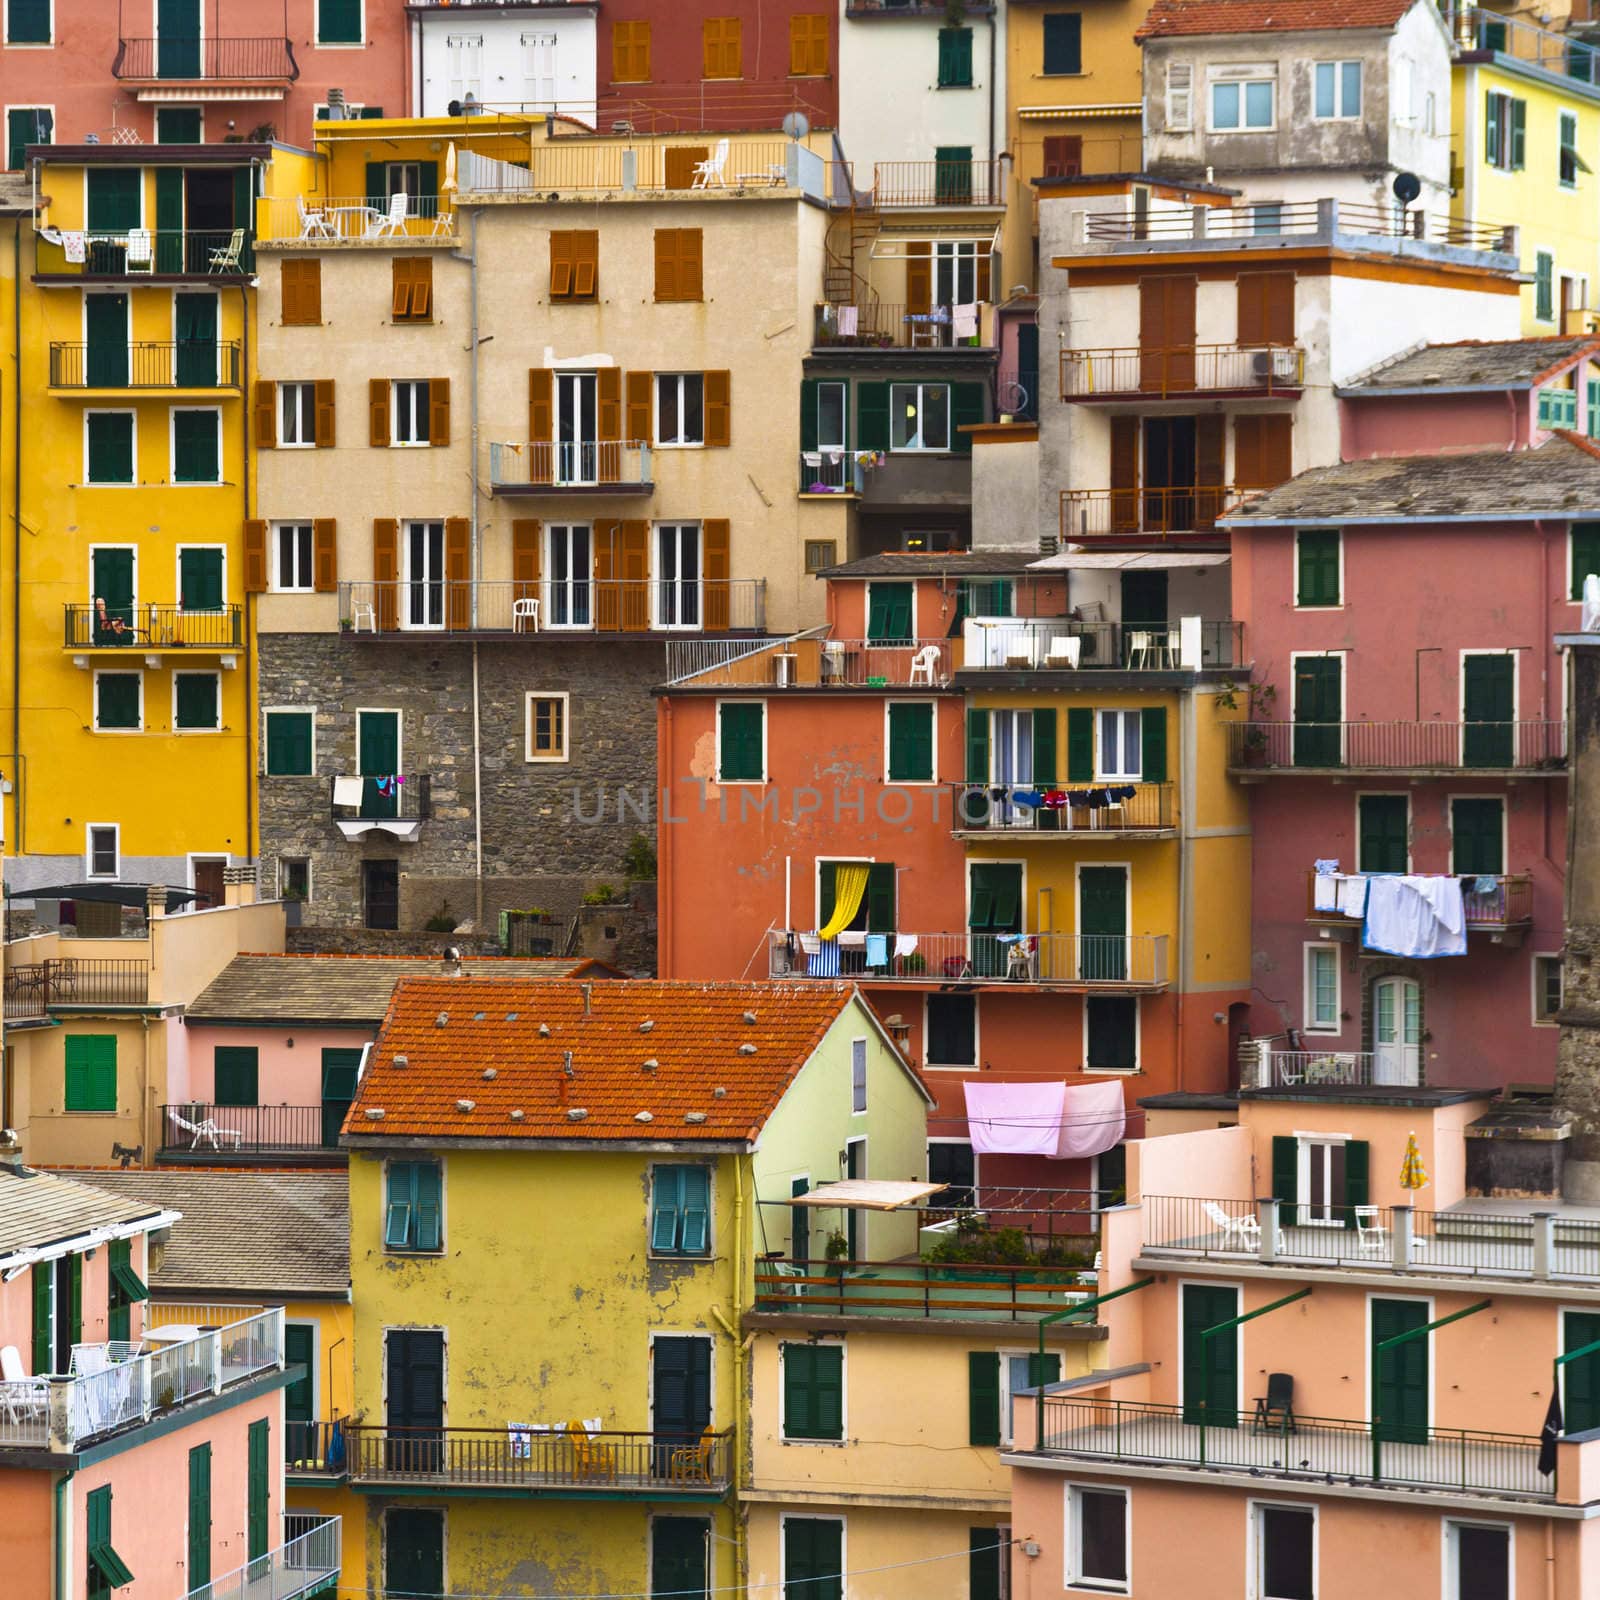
[1393,171,1421,205]
[782,111,811,141]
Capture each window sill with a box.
[936,81,976,90]
[925,1062,979,1072]
[648,1252,713,1262]
[782,1435,847,1447]
[656,441,705,451]
[1081,1067,1140,1076]
[384,1249,445,1258]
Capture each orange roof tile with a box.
[1136,0,1414,38]
[346,979,872,1145]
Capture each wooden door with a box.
[1181,1283,1239,1427]
[1372,1298,1429,1444]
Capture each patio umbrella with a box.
[1399,1131,1429,1192]
[442,143,458,194]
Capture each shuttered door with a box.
[1078,866,1127,981]
[1181,1282,1239,1426]
[969,862,1021,976]
[784,1517,843,1600]
[1565,1311,1600,1432]
[187,1443,211,1589]
[247,1419,269,1560]
[1110,416,1139,534]
[968,1351,1001,1445]
[1463,655,1515,767]
[385,1511,445,1600]
[1372,1298,1429,1444]
[651,1519,709,1600]
[1139,276,1195,392]
[85,294,129,389]
[385,1329,445,1472]
[1195,414,1226,529]
[1357,795,1408,874]
[175,293,217,387]
[1292,657,1342,767]
[1451,797,1504,875]
[652,1336,712,1459]
[357,709,400,819]
[321,1048,362,1147]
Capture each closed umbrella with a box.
[1399,1131,1428,1192]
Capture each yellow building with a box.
[341,975,931,1600]
[1453,9,1600,333]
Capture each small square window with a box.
[656,373,705,446]
[525,693,569,762]
[1295,529,1341,607]
[174,672,220,731]
[1313,60,1361,119]
[391,257,433,324]
[94,672,142,731]
[651,1164,711,1255]
[86,825,118,878]
[280,857,311,901]
[384,1160,443,1252]
[86,413,134,485]
[804,540,837,573]
[265,709,314,775]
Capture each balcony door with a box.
[321,1048,362,1148]
[1371,1298,1429,1444]
[1138,275,1196,393]
[358,709,401,819]
[385,1511,444,1600]
[656,524,701,628]
[1463,654,1515,768]
[652,1334,712,1471]
[403,521,446,631]
[85,293,129,389]
[157,0,202,78]
[1563,1311,1600,1433]
[1292,656,1343,768]
[555,372,598,485]
[174,293,218,388]
[1078,865,1128,982]
[546,524,592,628]
[385,1328,444,1471]
[1373,977,1420,1085]
[91,547,136,637]
[1180,1282,1238,1427]
[284,1324,315,1457]
[969,861,1022,977]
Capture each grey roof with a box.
[184,953,623,1025]
[59,1169,349,1298]
[1340,336,1600,394]
[0,1166,172,1266]
[0,174,34,216]
[1222,436,1600,525]
[820,550,1045,579]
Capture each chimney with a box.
[0,1128,24,1174]
[223,864,257,908]
[883,1013,913,1061]
[145,885,167,922]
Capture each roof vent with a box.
[435,1012,449,1028]
[739,1043,757,1055]
[393,1054,408,1069]
[712,1086,727,1098]
[743,1011,758,1024]
[568,1107,588,1121]
[456,1099,475,1113]
[564,1049,576,1078]
[642,1058,659,1073]
[506,1013,519,1022]
[639,1019,654,1033]
[482,1068,498,1081]
[364,1108,385,1120]
[510,1109,525,1121]
[473,1012,486,1022]
[538,1023,552,1038]
[635,1111,654,1123]
[684,1111,707,1124]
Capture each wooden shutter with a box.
[1141,707,1168,783]
[663,145,708,189]
[620,520,649,630]
[626,371,652,444]
[549,231,574,298]
[970,1530,1003,1600]
[391,258,412,320]
[429,377,451,447]
[254,380,276,449]
[412,257,432,319]
[679,229,703,300]
[1166,62,1194,130]
[1110,415,1139,533]
[790,14,827,75]
[785,1344,815,1437]
[1042,136,1083,178]
[964,706,989,783]
[512,519,542,600]
[613,18,650,82]
[705,370,731,446]
[1032,708,1056,784]
[1234,415,1263,489]
[1271,1135,1298,1224]
[1197,410,1226,501]
[247,1419,269,1560]
[1238,270,1296,345]
[1342,1139,1370,1229]
[1067,706,1094,782]
[313,379,335,447]
[906,242,931,315]
[703,518,730,630]
[1257,413,1292,486]
[445,516,470,630]
[594,524,619,629]
[968,1351,1001,1446]
[282,258,320,326]
[857,381,889,450]
[373,518,398,630]
[368,378,390,447]
[243,518,268,593]
[1511,97,1526,168]
[597,366,622,444]
[529,368,553,487]
[313,518,337,593]
[573,231,598,298]
[654,229,677,302]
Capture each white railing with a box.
[1251,1047,1391,1088]
[0,1376,49,1446]
[665,629,823,685]
[258,195,454,243]
[770,930,1170,986]
[184,1513,341,1600]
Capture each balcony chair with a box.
[1203,1201,1261,1250]
[369,192,409,239]
[1354,1206,1388,1255]
[297,196,336,241]
[1126,629,1175,671]
[908,644,942,686]
[350,601,377,633]
[207,229,245,274]
[512,598,541,633]
[1045,636,1081,669]
[566,1418,616,1481]
[0,1346,47,1429]
[668,1424,718,1484]
[432,207,455,237]
[167,1105,243,1152]
[1252,1373,1296,1435]
[125,229,153,273]
[690,138,730,189]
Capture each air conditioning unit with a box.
[1251,348,1300,384]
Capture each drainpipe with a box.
[459,208,484,927]
[987,15,998,167]
[12,217,22,855]
[239,281,255,865]
[732,1152,748,1598]
[53,1470,71,1600]
[472,641,483,930]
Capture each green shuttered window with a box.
[1296,529,1341,607]
[179,548,223,611]
[783,1517,843,1600]
[65,1034,117,1111]
[1043,13,1082,74]
[717,701,764,781]
[1358,794,1408,874]
[651,1163,711,1255]
[175,673,220,731]
[87,1485,134,1598]
[95,673,141,731]
[651,1518,709,1599]
[213,1045,259,1106]
[7,107,51,171]
[887,701,934,782]
[937,26,973,87]
[317,0,362,44]
[265,710,314,775]
[6,0,51,43]
[1067,706,1094,782]
[32,1264,52,1374]
[968,1350,1001,1445]
[782,1342,843,1440]
[188,1444,212,1589]
[866,581,913,643]
[87,413,135,485]
[1572,523,1600,599]
[1140,706,1167,784]
[173,409,220,483]
[820,860,895,934]
[384,1160,443,1252]
[970,1529,1005,1600]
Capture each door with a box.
[157,0,202,77]
[845,1139,864,1257]
[547,525,592,627]
[386,1328,445,1471]
[1299,1138,1347,1225]
[1079,865,1128,982]
[656,524,701,627]
[187,1443,211,1589]
[92,547,135,639]
[523,32,557,108]
[192,857,225,910]
[53,1254,79,1374]
[1181,1282,1239,1426]
[247,1418,269,1560]
[403,522,446,630]
[321,1049,362,1147]
[1293,657,1343,767]
[652,1335,712,1473]
[1373,977,1421,1084]
[555,372,597,484]
[791,1177,809,1262]
[358,710,401,819]
[1372,1298,1429,1444]
[363,860,400,931]
[1564,1311,1600,1434]
[385,1510,444,1600]
[284,1324,315,1462]
[652,1519,709,1600]
[1463,655,1515,768]
[1015,322,1040,420]
[174,293,217,387]
[969,862,1022,978]
[86,294,129,389]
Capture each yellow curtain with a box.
[818,864,870,940]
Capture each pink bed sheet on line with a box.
[961,1079,1126,1160]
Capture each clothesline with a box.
[996,785,1140,811]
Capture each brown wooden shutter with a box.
[369,379,390,447]
[654,230,678,301]
[1042,136,1083,178]
[314,379,335,448]
[701,19,718,77]
[312,518,337,592]
[619,520,650,631]
[705,370,731,446]
[282,259,321,326]
[1140,276,1196,391]
[597,367,622,444]
[594,523,619,630]
[445,516,470,630]
[280,263,300,326]
[373,517,399,630]
[680,229,703,300]
[976,252,991,304]
[703,518,731,630]
[1236,275,1264,346]
[429,377,451,447]
[1233,414,1263,489]
[1257,413,1293,486]
[1238,270,1296,346]
[907,242,931,315]
[663,147,708,190]
[1196,413,1226,529]
[573,231,598,298]
[529,368,553,483]
[1110,416,1139,534]
[550,231,574,298]
[391,260,412,321]
[512,518,542,603]
[411,258,432,320]
[789,14,809,74]
[626,371,652,444]
[254,380,276,449]
[724,18,743,76]
[243,518,268,593]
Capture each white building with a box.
[410,1,598,122]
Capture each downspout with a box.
[659,696,673,976]
[1175,689,1197,1092]
[12,217,22,855]
[53,1470,72,1600]
[239,281,255,865]
[472,641,483,929]
[462,209,484,927]
[988,15,998,166]
[732,1151,748,1600]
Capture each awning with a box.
[869,223,1001,258]
[1029,551,1230,572]
[1017,103,1141,122]
[788,1180,944,1211]
[6,881,200,909]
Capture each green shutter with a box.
[173,410,219,483]
[1451,797,1504,875]
[950,382,985,450]
[6,0,50,43]
[935,144,974,203]
[87,414,135,485]
[155,166,185,272]
[856,381,890,451]
[1140,707,1167,784]
[31,1265,51,1374]
[321,0,363,45]
[86,169,141,233]
[68,1254,83,1347]
[188,1444,212,1589]
[785,1344,815,1438]
[812,1344,843,1439]
[213,1046,259,1106]
[1486,93,1502,163]
[888,703,932,782]
[107,1239,131,1341]
[1342,1138,1370,1230]
[652,1518,710,1598]
[785,1518,842,1599]
[7,108,50,172]
[266,711,314,775]
[65,1035,117,1112]
[868,582,913,643]
[1271,1135,1298,1227]
[1358,794,1409,874]
[1028,1350,1062,1389]
[414,1161,442,1250]
[1297,529,1341,606]
[175,674,219,731]
[652,1164,683,1252]
[95,673,141,730]
[800,378,819,453]
[247,1419,269,1560]
[179,548,223,611]
[86,1485,133,1587]
[1511,97,1527,168]
[719,702,763,781]
[970,1529,1003,1600]
[865,862,896,931]
[1067,706,1094,782]
[1032,708,1057,784]
[968,1351,1001,1446]
[938,27,973,87]
[965,707,990,783]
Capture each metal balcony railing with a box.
[1306,870,1533,928]
[488,440,653,491]
[3,957,148,1019]
[113,36,298,82]
[256,194,455,244]
[769,930,1170,986]
[64,603,244,651]
[959,617,1243,671]
[1451,4,1600,83]
[160,1103,330,1156]
[1250,1047,1392,1088]
[286,1419,346,1474]
[950,781,1177,833]
[812,302,991,350]
[1061,344,1305,399]
[800,450,862,494]
[49,340,242,389]
[36,229,253,277]
[1229,720,1568,773]
[753,1257,1091,1320]
[873,159,1002,207]
[1060,486,1243,544]
[180,1514,340,1600]
[329,773,432,823]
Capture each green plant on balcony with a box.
[623,833,657,881]
[582,883,620,906]
[923,1213,1094,1273]
[823,1229,850,1262]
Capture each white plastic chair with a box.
[168,1106,243,1152]
[512,598,540,633]
[432,207,455,237]
[1127,629,1156,671]
[1354,1206,1388,1255]
[908,644,941,686]
[369,192,409,238]
[350,601,377,634]
[1045,636,1081,669]
[125,229,153,273]
[691,139,730,189]
[297,196,335,240]
[820,641,846,685]
[1203,1201,1261,1249]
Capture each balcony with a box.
[256,194,458,246]
[847,0,995,14]
[753,1257,1091,1321]
[64,604,244,657]
[1021,1394,1547,1503]
[812,302,993,352]
[663,634,953,688]
[286,1419,348,1480]
[1248,1047,1409,1089]
[951,782,1177,837]
[3,957,148,1021]
[800,450,863,495]
[489,441,653,495]
[181,1515,341,1600]
[1228,720,1568,775]
[769,930,1170,988]
[35,229,253,280]
[49,340,242,392]
[345,1424,733,1496]
[0,1309,283,1453]
[112,36,298,88]
[959,617,1243,673]
[338,579,767,637]
[330,774,432,843]
[1059,486,1244,548]
[1306,870,1533,934]
[872,160,1003,208]
[1061,344,1305,401]
[159,1103,338,1162]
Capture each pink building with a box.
[1,0,408,163]
[1226,337,1600,1090]
[0,1147,339,1600]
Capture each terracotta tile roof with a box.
[820,550,1045,578]
[0,1165,172,1267]
[346,979,866,1145]
[1136,0,1415,38]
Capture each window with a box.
[702,16,741,79]
[886,701,935,782]
[938,26,973,87]
[1571,523,1600,600]
[213,1045,259,1106]
[850,1038,867,1113]
[717,701,765,781]
[1086,996,1138,1071]
[1211,76,1275,130]
[1166,62,1194,130]
[1304,944,1340,1033]
[657,374,704,446]
[65,1035,117,1113]
[650,1164,710,1254]
[172,408,220,484]
[890,383,950,451]
[391,257,433,323]
[783,1518,843,1597]
[652,1518,710,1600]
[1561,111,1581,187]
[927,994,976,1066]
[317,0,362,45]
[179,546,223,612]
[1357,793,1408,873]
[1451,796,1504,875]
[1536,251,1556,323]
[1313,60,1361,119]
[6,106,50,170]
[1042,14,1082,76]
[273,524,314,592]
[656,523,702,628]
[264,709,314,777]
[86,824,118,878]
[816,382,846,451]
[1295,529,1341,607]
[1001,1350,1060,1445]
[549,230,598,300]
[384,1160,443,1252]
[804,540,837,574]
[1067,1485,1129,1593]
[1535,954,1564,1024]
[1486,91,1525,170]
[279,383,317,448]
[155,106,200,143]
[174,672,220,731]
[393,380,432,446]
[612,18,651,82]
[546,524,592,627]
[782,1342,843,1440]
[85,412,134,484]
[867,581,913,642]
[789,13,828,76]
[526,693,568,762]
[929,1140,975,1205]
[85,1487,133,1600]
[1443,1520,1510,1600]
[280,857,310,901]
[281,258,321,326]
[6,0,50,44]
[654,228,704,302]
[1097,709,1142,780]
[94,671,142,731]
[1254,1503,1315,1600]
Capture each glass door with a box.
[655,524,701,628]
[403,521,445,630]
[989,709,1032,827]
[546,524,592,627]
[1298,1137,1347,1225]
[1374,977,1421,1084]
[555,372,598,485]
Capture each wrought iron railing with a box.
[812,302,992,350]
[873,159,1002,206]
[1229,720,1568,772]
[286,1418,346,1474]
[950,782,1176,833]
[769,930,1170,986]
[64,603,243,650]
[37,229,253,277]
[4,956,148,1019]
[753,1257,1092,1320]
[1060,486,1242,544]
[159,1103,328,1155]
[799,450,861,494]
[960,617,1243,670]
[49,340,242,389]
[1306,870,1534,927]
[113,36,298,81]
[488,440,653,490]
[1061,344,1305,398]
